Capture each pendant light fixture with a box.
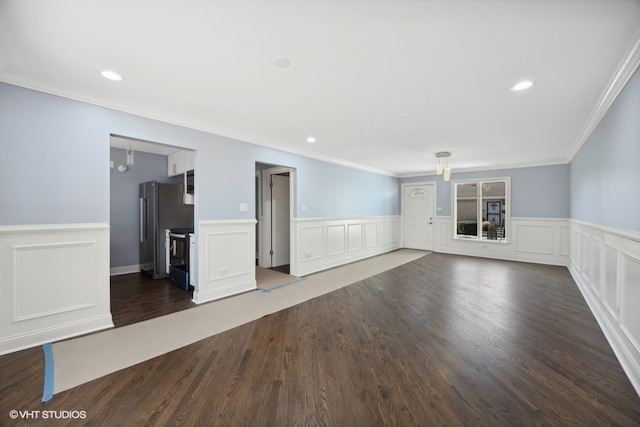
[435,152,452,181]
[126,139,135,166]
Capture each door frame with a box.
[401,182,437,251]
[257,166,295,268]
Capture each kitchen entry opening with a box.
[109,134,197,326]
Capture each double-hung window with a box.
[454,177,510,242]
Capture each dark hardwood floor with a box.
[2,254,640,425]
[109,272,196,327]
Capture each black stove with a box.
[167,228,194,291]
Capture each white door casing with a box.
[402,183,436,251]
[259,166,293,268]
[271,173,290,267]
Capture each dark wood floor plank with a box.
[109,272,196,327]
[2,253,640,425]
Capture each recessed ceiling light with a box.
[306,136,316,143]
[510,80,534,91]
[101,70,123,81]
[273,57,290,68]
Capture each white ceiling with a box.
[1,0,639,176]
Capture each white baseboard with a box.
[193,279,256,305]
[110,264,140,276]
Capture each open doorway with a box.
[109,135,197,327]
[256,163,294,274]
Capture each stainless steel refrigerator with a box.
[139,181,194,278]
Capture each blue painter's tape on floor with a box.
[42,343,54,402]
[257,277,305,294]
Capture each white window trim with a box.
[452,176,511,243]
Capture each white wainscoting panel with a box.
[327,224,346,256]
[621,253,640,356]
[569,220,640,397]
[516,225,554,255]
[13,241,97,321]
[348,224,363,252]
[0,224,113,355]
[560,227,571,257]
[381,220,399,245]
[602,243,619,319]
[300,226,323,261]
[365,223,378,248]
[435,217,569,266]
[292,216,401,276]
[437,220,449,248]
[194,220,257,304]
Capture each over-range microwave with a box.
[183,170,194,205]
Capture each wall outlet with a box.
[239,203,248,212]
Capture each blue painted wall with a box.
[570,67,640,232]
[0,83,400,229]
[0,84,111,224]
[402,164,570,218]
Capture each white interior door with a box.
[403,184,435,251]
[270,173,290,267]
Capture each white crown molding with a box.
[0,76,398,177]
[566,25,640,162]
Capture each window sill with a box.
[454,236,509,245]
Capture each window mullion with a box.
[477,182,482,239]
